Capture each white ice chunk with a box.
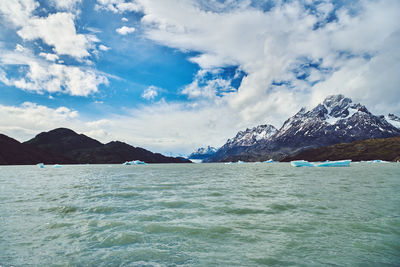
[316,160,351,167]
[290,160,315,167]
[123,160,147,165]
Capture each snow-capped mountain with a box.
[207,125,277,162]
[188,146,218,159]
[207,94,400,162]
[225,125,277,148]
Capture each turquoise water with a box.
[1,163,399,266]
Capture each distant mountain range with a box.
[188,146,218,160]
[207,95,400,162]
[0,128,191,165]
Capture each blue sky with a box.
[0,0,399,155]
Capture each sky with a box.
[0,0,399,155]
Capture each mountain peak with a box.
[24,128,103,154]
[46,128,78,135]
[323,94,351,107]
[323,94,353,118]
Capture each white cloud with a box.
[116,26,136,35]
[39,52,59,62]
[182,70,234,99]
[0,1,99,60]
[15,44,26,52]
[17,12,95,59]
[96,0,141,13]
[141,85,160,100]
[0,46,108,96]
[98,44,111,51]
[122,17,128,22]
[49,0,82,11]
[0,102,80,141]
[0,0,37,26]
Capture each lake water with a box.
[1,163,399,266]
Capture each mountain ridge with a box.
[1,128,191,165]
[207,95,400,162]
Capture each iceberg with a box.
[290,160,316,167]
[365,160,389,163]
[291,160,351,167]
[123,160,147,165]
[263,159,274,163]
[224,162,233,165]
[316,160,351,167]
[53,164,62,168]
[37,163,45,168]
[237,160,244,164]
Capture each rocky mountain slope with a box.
[207,95,400,162]
[24,128,102,153]
[0,128,191,165]
[0,134,73,165]
[66,141,190,164]
[188,146,217,160]
[282,136,400,162]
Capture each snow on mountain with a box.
[188,146,218,159]
[386,113,400,129]
[225,125,277,148]
[207,94,400,162]
[275,95,399,140]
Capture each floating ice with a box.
[316,160,351,167]
[53,164,62,168]
[365,160,389,163]
[123,160,147,165]
[291,160,351,167]
[291,160,315,167]
[263,159,274,163]
[37,163,45,168]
